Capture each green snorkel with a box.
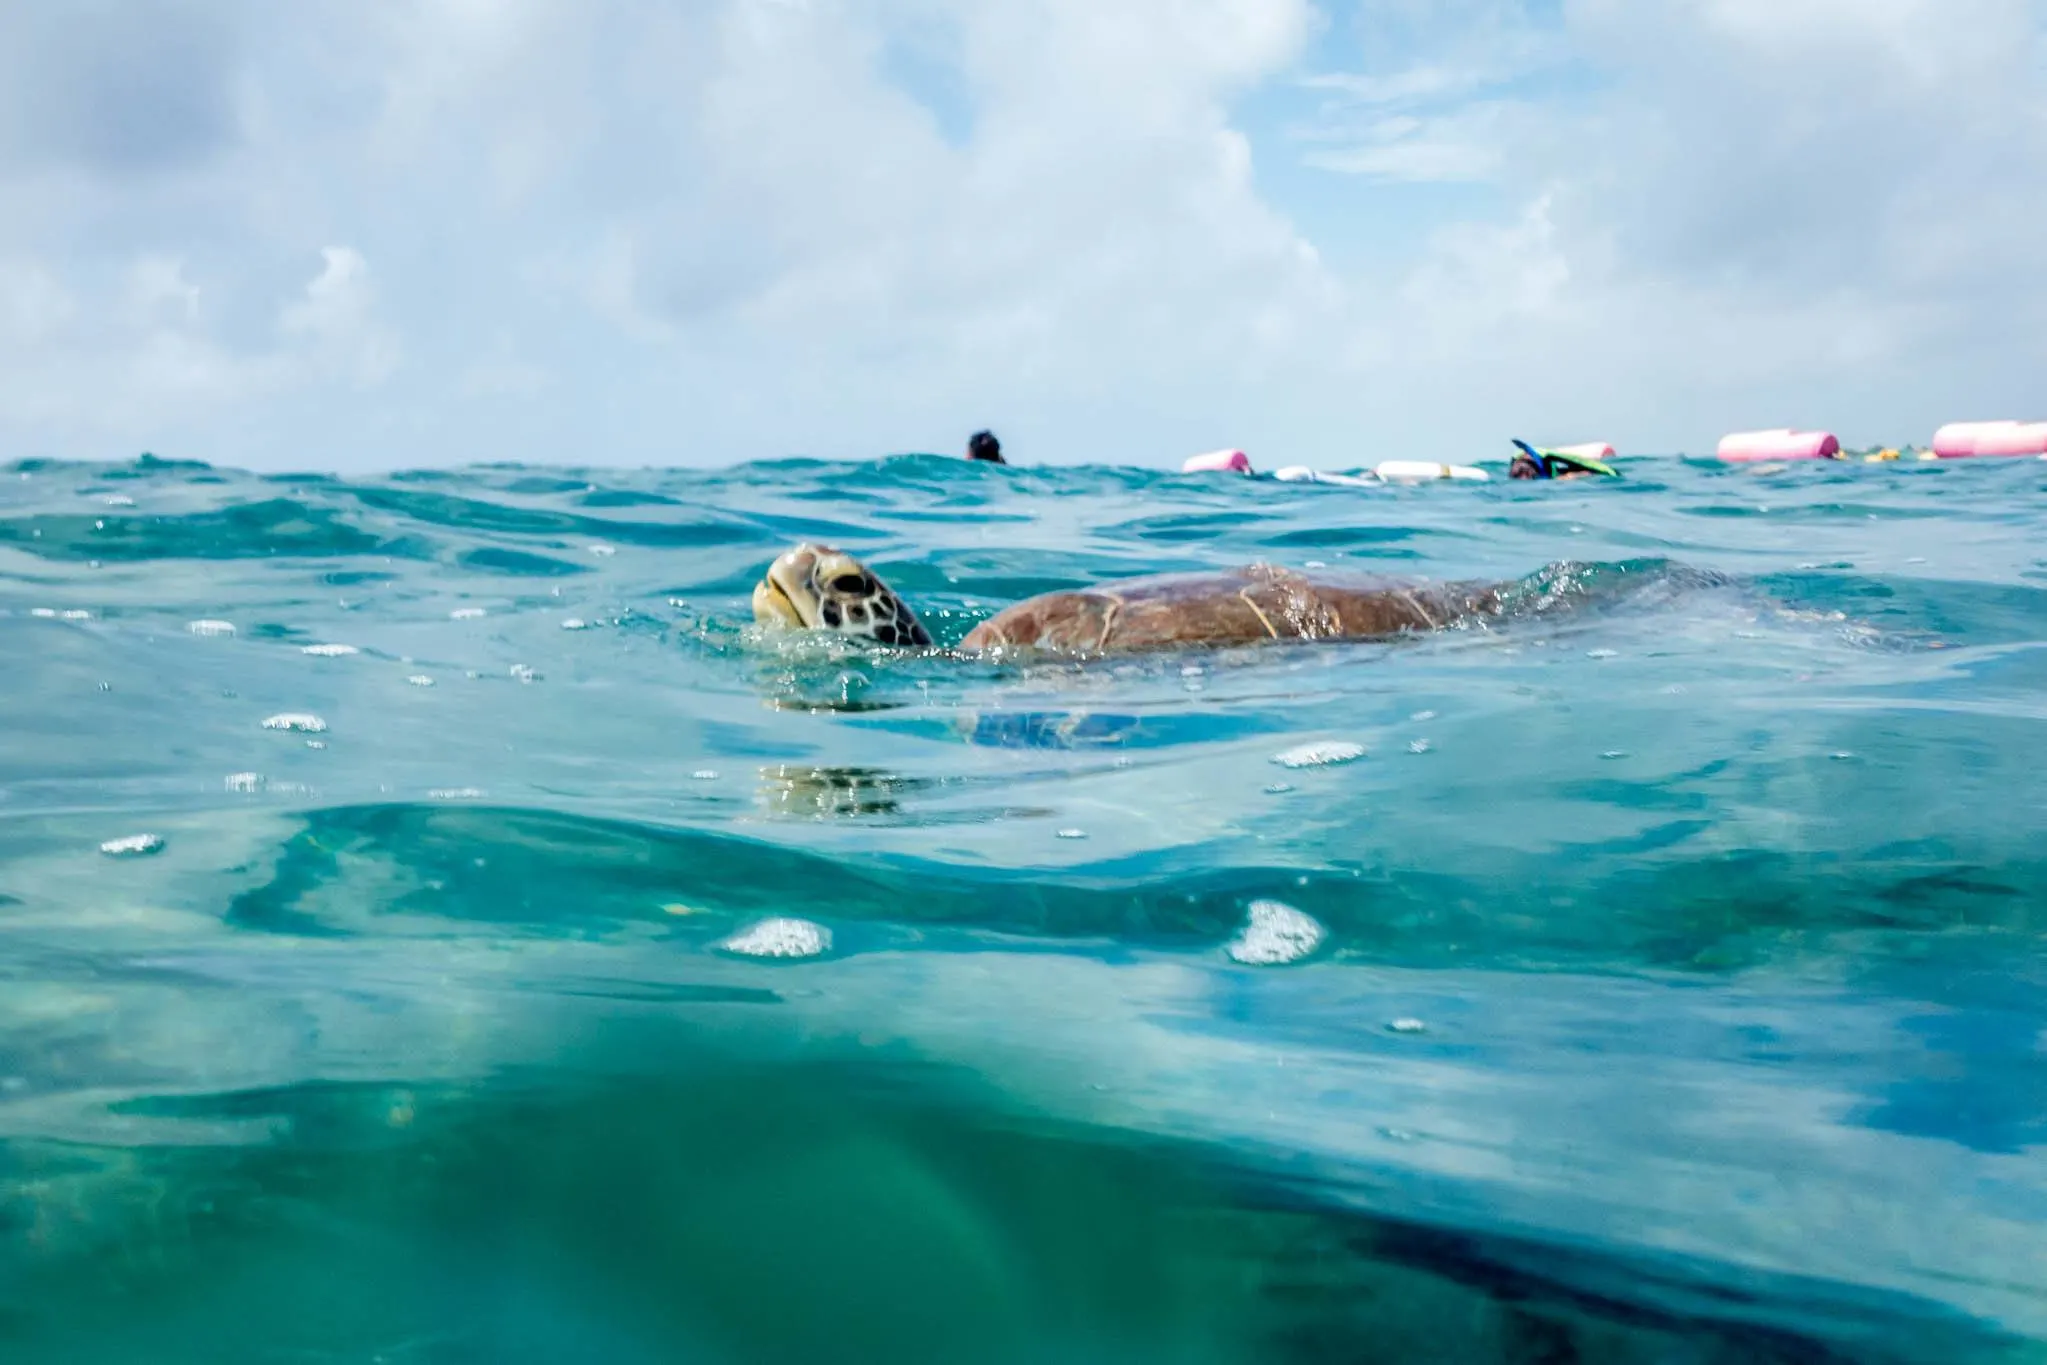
[1511,439,1619,479]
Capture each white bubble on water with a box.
[301,643,359,657]
[450,607,486,620]
[1408,739,1432,754]
[30,608,55,618]
[407,675,435,687]
[188,619,236,637]
[561,618,587,630]
[1587,648,1618,659]
[1272,740,1364,769]
[305,739,327,750]
[1600,750,1628,761]
[225,772,264,794]
[428,787,484,800]
[99,833,164,857]
[691,770,719,781]
[1056,828,1088,840]
[1262,782,1294,795]
[718,917,832,960]
[510,664,537,683]
[102,494,134,507]
[60,609,91,621]
[262,713,328,733]
[1387,1017,1428,1035]
[1225,900,1326,966]
[588,544,617,557]
[1410,710,1437,723]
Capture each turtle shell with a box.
[959,564,1495,653]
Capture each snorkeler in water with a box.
[967,430,1005,464]
[1509,439,1617,481]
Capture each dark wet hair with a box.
[967,430,1004,464]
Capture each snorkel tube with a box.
[1510,439,1619,480]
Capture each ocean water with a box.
[2,451,2045,1363]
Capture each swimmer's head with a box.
[967,430,1004,464]
[1508,439,1550,480]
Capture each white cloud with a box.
[279,245,398,385]
[1300,65,1488,106]
[1291,0,1565,184]
[1298,106,1512,181]
[0,238,396,451]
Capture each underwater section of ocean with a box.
[2,450,2045,1362]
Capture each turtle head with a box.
[752,544,933,648]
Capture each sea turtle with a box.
[751,542,1511,654]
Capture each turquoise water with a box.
[2,451,2045,1362]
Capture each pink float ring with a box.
[1931,421,2047,458]
[1716,429,1840,462]
[1182,449,1252,474]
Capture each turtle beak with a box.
[754,545,822,628]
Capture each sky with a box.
[0,0,2042,472]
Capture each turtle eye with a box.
[830,573,871,595]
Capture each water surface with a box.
[3,452,2045,1362]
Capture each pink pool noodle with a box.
[1716,429,1840,462]
[1182,449,1252,475]
[1932,421,2047,458]
[1553,442,1616,462]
